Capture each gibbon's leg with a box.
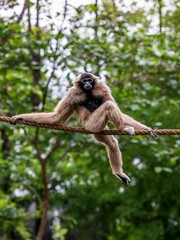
[122,114,158,138]
[123,114,149,130]
[84,101,125,133]
[84,100,148,131]
[93,133,130,185]
[84,101,157,138]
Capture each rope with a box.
[0,116,180,135]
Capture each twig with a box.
[0,0,28,46]
[44,134,61,162]
[23,183,42,206]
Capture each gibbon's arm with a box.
[99,82,116,103]
[12,88,76,125]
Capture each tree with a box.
[0,0,179,239]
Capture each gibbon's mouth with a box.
[84,85,92,90]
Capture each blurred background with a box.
[0,0,180,239]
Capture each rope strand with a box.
[0,116,180,135]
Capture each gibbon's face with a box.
[79,73,94,91]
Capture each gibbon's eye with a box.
[82,78,93,84]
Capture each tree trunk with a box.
[37,161,49,240]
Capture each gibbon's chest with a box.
[79,93,103,113]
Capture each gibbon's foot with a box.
[123,126,135,136]
[11,116,23,125]
[145,127,158,138]
[148,131,158,138]
[114,173,131,186]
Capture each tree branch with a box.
[0,0,28,46]
[158,0,163,33]
[23,183,42,206]
[44,134,61,162]
[94,0,99,39]
[42,0,68,111]
[41,62,57,111]
[27,2,32,31]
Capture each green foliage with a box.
[0,0,179,239]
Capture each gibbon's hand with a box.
[11,116,23,125]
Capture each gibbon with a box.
[12,73,157,185]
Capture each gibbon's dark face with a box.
[79,73,94,91]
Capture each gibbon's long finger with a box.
[148,131,158,138]
[114,173,131,186]
[123,126,135,136]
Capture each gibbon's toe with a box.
[148,131,158,138]
[114,173,131,186]
[144,127,158,139]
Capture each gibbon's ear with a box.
[94,75,101,81]
[72,74,82,88]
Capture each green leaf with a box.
[154,166,162,173]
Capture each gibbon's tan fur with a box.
[13,73,156,185]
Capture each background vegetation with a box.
[0,0,179,239]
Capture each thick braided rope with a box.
[0,116,180,135]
